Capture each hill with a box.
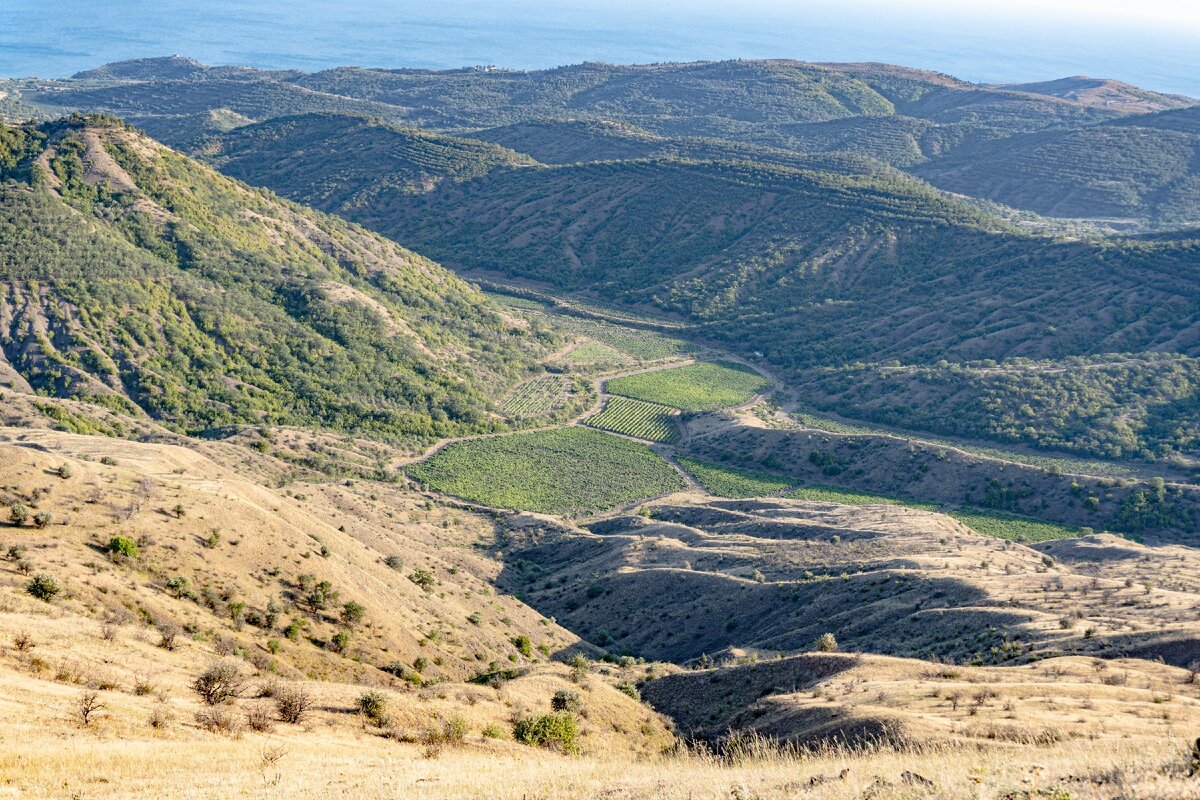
[0,115,546,444]
[915,106,1200,225]
[992,76,1196,114]
[203,113,536,218]
[337,156,1200,459]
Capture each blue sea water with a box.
[0,0,1197,97]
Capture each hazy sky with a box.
[2,0,1198,95]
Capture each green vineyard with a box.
[586,396,680,443]
[408,427,685,515]
[500,375,577,420]
[606,361,771,412]
[677,456,796,498]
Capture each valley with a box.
[0,52,1199,799]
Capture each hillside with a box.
[0,115,546,444]
[203,113,536,217]
[916,107,1200,225]
[335,156,1200,459]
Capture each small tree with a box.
[814,632,838,653]
[192,662,246,705]
[305,579,337,612]
[75,690,106,727]
[26,573,60,602]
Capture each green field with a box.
[586,396,679,443]
[677,457,795,498]
[536,313,691,362]
[785,485,939,510]
[563,340,635,370]
[949,508,1082,543]
[408,427,685,515]
[500,375,577,420]
[607,361,770,412]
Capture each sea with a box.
[1,0,1198,97]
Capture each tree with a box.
[192,662,246,705]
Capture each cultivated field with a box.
[586,396,680,443]
[499,375,581,421]
[949,508,1083,543]
[408,427,685,515]
[677,457,795,498]
[537,313,691,362]
[607,361,770,412]
[785,484,939,510]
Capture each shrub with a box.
[481,723,505,739]
[196,706,238,734]
[9,504,29,526]
[157,622,181,651]
[329,630,351,654]
[305,579,337,612]
[341,601,366,627]
[512,712,580,754]
[32,511,52,529]
[106,535,139,560]
[408,568,436,592]
[26,573,60,602]
[616,681,641,700]
[384,554,404,571]
[568,654,590,682]
[422,714,468,757]
[192,661,246,705]
[356,691,389,722]
[551,689,582,713]
[245,703,275,733]
[55,464,73,479]
[512,635,533,658]
[814,633,838,653]
[274,684,311,723]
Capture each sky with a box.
[1,0,1198,96]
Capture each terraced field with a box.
[676,457,795,498]
[586,396,679,443]
[784,484,940,510]
[408,427,685,515]
[607,361,770,411]
[949,507,1084,543]
[499,375,582,421]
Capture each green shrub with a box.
[408,568,436,592]
[26,573,60,602]
[9,504,29,526]
[341,601,366,627]
[106,535,139,560]
[512,712,580,754]
[355,690,389,721]
[512,634,533,658]
[32,511,52,529]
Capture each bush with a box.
[329,629,351,654]
[245,703,275,732]
[814,632,838,652]
[106,535,139,560]
[421,714,468,757]
[275,684,311,723]
[196,706,238,734]
[341,601,366,627]
[481,723,505,739]
[32,511,51,529]
[408,568,436,592]
[55,464,73,479]
[157,622,181,651]
[616,681,641,700]
[9,504,29,526]
[26,573,60,602]
[512,712,579,754]
[551,689,582,713]
[192,661,246,705]
[512,635,533,658]
[356,690,389,722]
